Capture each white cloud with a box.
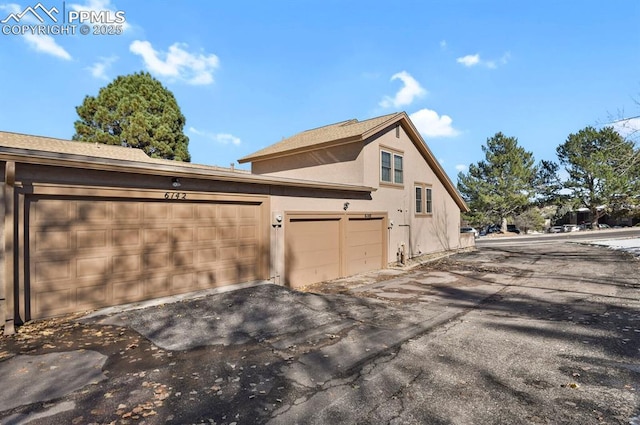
[457,52,510,69]
[379,71,427,108]
[87,55,118,80]
[1,3,72,60]
[0,3,19,15]
[130,40,219,85]
[455,164,468,172]
[457,54,480,67]
[440,40,447,50]
[409,108,460,138]
[23,33,72,60]
[611,117,640,139]
[190,127,241,146]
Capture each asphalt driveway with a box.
[1,241,639,424]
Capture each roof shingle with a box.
[0,131,153,162]
[239,112,402,163]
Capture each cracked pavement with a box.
[1,241,639,424]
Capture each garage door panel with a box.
[197,226,217,242]
[196,204,217,219]
[113,280,141,302]
[219,246,239,261]
[77,284,108,306]
[172,227,195,243]
[172,204,194,219]
[172,272,196,291]
[144,228,169,244]
[77,257,108,278]
[239,243,257,259]
[196,270,215,288]
[113,228,141,247]
[115,202,142,220]
[145,276,170,295]
[34,259,71,282]
[28,197,265,319]
[35,289,71,316]
[33,199,73,223]
[77,202,108,221]
[291,263,340,286]
[197,248,217,264]
[144,203,170,220]
[220,205,237,219]
[294,249,339,268]
[112,254,141,273]
[346,243,383,259]
[35,230,71,251]
[239,225,257,239]
[219,226,238,240]
[348,229,382,246]
[77,229,107,249]
[143,251,170,268]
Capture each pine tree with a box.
[73,72,190,162]
[457,132,539,232]
[556,126,640,224]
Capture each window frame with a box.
[380,147,404,186]
[425,187,433,214]
[415,186,423,213]
[415,183,433,216]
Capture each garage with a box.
[28,195,265,319]
[346,217,385,276]
[284,217,341,288]
[284,213,386,288]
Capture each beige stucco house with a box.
[240,112,470,287]
[1,111,469,332]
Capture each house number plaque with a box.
[164,192,187,200]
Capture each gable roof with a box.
[238,112,402,163]
[0,131,375,193]
[238,112,469,212]
[0,131,152,162]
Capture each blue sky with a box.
[1,1,639,181]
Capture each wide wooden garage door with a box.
[28,197,263,319]
[346,217,384,276]
[285,218,340,288]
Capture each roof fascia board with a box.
[0,149,375,193]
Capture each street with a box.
[477,227,640,247]
[1,238,639,424]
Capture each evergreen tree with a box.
[73,72,190,161]
[556,126,640,224]
[458,132,540,232]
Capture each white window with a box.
[415,184,433,215]
[381,149,403,185]
[381,151,392,183]
[415,186,423,213]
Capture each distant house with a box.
[0,112,468,331]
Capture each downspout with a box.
[3,161,15,335]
